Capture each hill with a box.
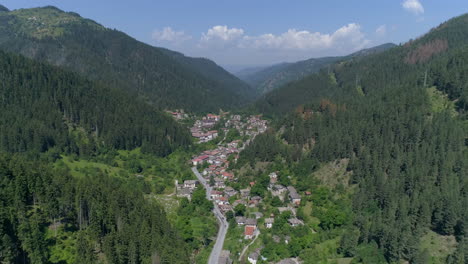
[241,14,468,263]
[0,6,253,112]
[0,49,191,157]
[239,43,396,94]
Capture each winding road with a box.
[192,167,229,264]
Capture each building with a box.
[250,196,262,206]
[244,225,256,239]
[224,187,237,197]
[270,184,287,199]
[184,180,198,189]
[287,186,301,205]
[236,216,246,226]
[265,218,274,229]
[210,190,223,200]
[269,172,278,183]
[240,188,250,199]
[244,218,257,239]
[288,218,304,227]
[214,178,226,189]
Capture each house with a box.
[252,212,263,219]
[192,155,209,166]
[265,218,274,229]
[210,190,222,200]
[304,191,312,196]
[287,186,301,205]
[250,196,262,206]
[235,216,246,226]
[244,225,256,239]
[222,171,234,180]
[217,196,229,205]
[244,218,257,238]
[270,184,287,198]
[248,251,259,264]
[245,218,257,227]
[288,218,304,227]
[269,172,278,183]
[224,187,237,197]
[214,178,226,189]
[184,180,198,189]
[240,188,250,199]
[219,204,233,213]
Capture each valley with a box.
[0,2,467,264]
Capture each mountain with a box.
[239,43,396,94]
[242,14,468,263]
[0,49,191,156]
[160,48,256,101]
[0,6,253,112]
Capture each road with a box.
[192,167,229,264]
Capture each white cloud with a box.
[200,25,244,48]
[402,0,424,15]
[376,25,387,36]
[199,23,369,54]
[152,27,192,44]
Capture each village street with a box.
[192,167,229,264]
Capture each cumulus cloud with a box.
[199,25,244,49]
[376,25,387,36]
[151,24,372,65]
[152,27,192,44]
[199,23,368,53]
[402,0,424,15]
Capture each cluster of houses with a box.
[224,115,268,140]
[185,114,308,262]
[190,114,221,142]
[166,109,188,120]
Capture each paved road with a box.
[192,167,229,264]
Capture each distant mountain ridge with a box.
[0,6,254,112]
[238,43,396,94]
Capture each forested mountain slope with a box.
[0,6,253,112]
[0,154,190,263]
[240,14,468,263]
[239,43,395,94]
[0,50,191,157]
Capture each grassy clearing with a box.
[312,159,351,189]
[427,86,457,116]
[419,230,457,263]
[56,155,122,178]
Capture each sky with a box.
[2,0,468,71]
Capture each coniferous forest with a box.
[0,3,468,264]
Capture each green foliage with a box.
[0,6,255,112]
[0,154,190,263]
[238,43,395,94]
[0,50,191,156]
[241,13,468,263]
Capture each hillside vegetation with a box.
[0,6,254,112]
[240,13,468,263]
[239,43,395,94]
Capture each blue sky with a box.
[2,0,468,70]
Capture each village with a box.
[174,112,308,264]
